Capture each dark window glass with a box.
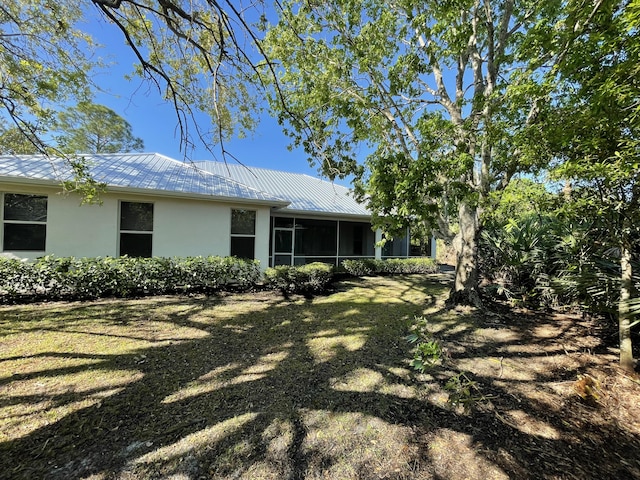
[294,218,337,256]
[273,254,292,266]
[120,233,153,257]
[339,221,375,256]
[410,238,432,257]
[231,209,256,235]
[121,202,153,231]
[274,217,294,228]
[4,224,46,251]
[274,229,293,252]
[231,236,255,259]
[4,194,47,221]
[382,235,409,257]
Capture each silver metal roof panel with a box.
[196,161,370,217]
[0,153,288,205]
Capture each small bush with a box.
[340,259,380,276]
[341,257,437,276]
[407,315,443,372]
[0,255,261,303]
[264,262,334,295]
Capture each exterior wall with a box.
[48,193,118,257]
[253,204,271,269]
[154,198,271,267]
[0,184,272,269]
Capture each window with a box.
[231,209,256,259]
[382,234,409,258]
[338,221,375,257]
[294,218,337,256]
[120,201,153,257]
[410,236,432,257]
[2,193,47,251]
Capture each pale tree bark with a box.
[619,242,635,372]
[448,202,482,307]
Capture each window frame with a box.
[1,192,48,252]
[118,200,154,257]
[230,208,256,259]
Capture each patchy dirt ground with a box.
[0,275,639,480]
[415,303,640,480]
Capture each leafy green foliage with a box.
[481,192,640,328]
[341,258,437,276]
[0,124,41,154]
[536,1,640,370]
[483,178,556,229]
[406,315,443,372]
[444,372,485,414]
[59,157,108,204]
[264,0,565,302]
[479,215,560,307]
[0,255,261,302]
[409,339,443,373]
[1,1,273,160]
[0,1,94,152]
[264,262,335,295]
[55,102,144,154]
[552,233,640,323]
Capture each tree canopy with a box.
[542,0,640,371]
[0,0,273,158]
[0,2,94,153]
[55,102,144,154]
[0,124,41,155]
[263,0,566,305]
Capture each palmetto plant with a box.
[481,213,639,331]
[554,246,640,323]
[479,215,558,306]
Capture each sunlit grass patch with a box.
[163,350,291,404]
[0,299,214,445]
[307,332,368,363]
[301,410,420,479]
[426,428,509,480]
[132,412,259,465]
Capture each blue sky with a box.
[85,9,342,181]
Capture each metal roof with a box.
[196,161,370,217]
[0,153,288,205]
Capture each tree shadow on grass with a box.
[0,275,639,479]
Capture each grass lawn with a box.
[1,275,639,479]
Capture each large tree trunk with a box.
[619,243,635,372]
[447,202,482,307]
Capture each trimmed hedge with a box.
[0,255,439,303]
[264,262,334,295]
[341,258,438,276]
[0,255,261,302]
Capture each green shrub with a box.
[478,216,560,307]
[341,257,437,276]
[264,262,334,295]
[406,315,443,372]
[340,259,379,275]
[0,255,261,303]
[0,257,37,298]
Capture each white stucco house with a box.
[0,153,435,268]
